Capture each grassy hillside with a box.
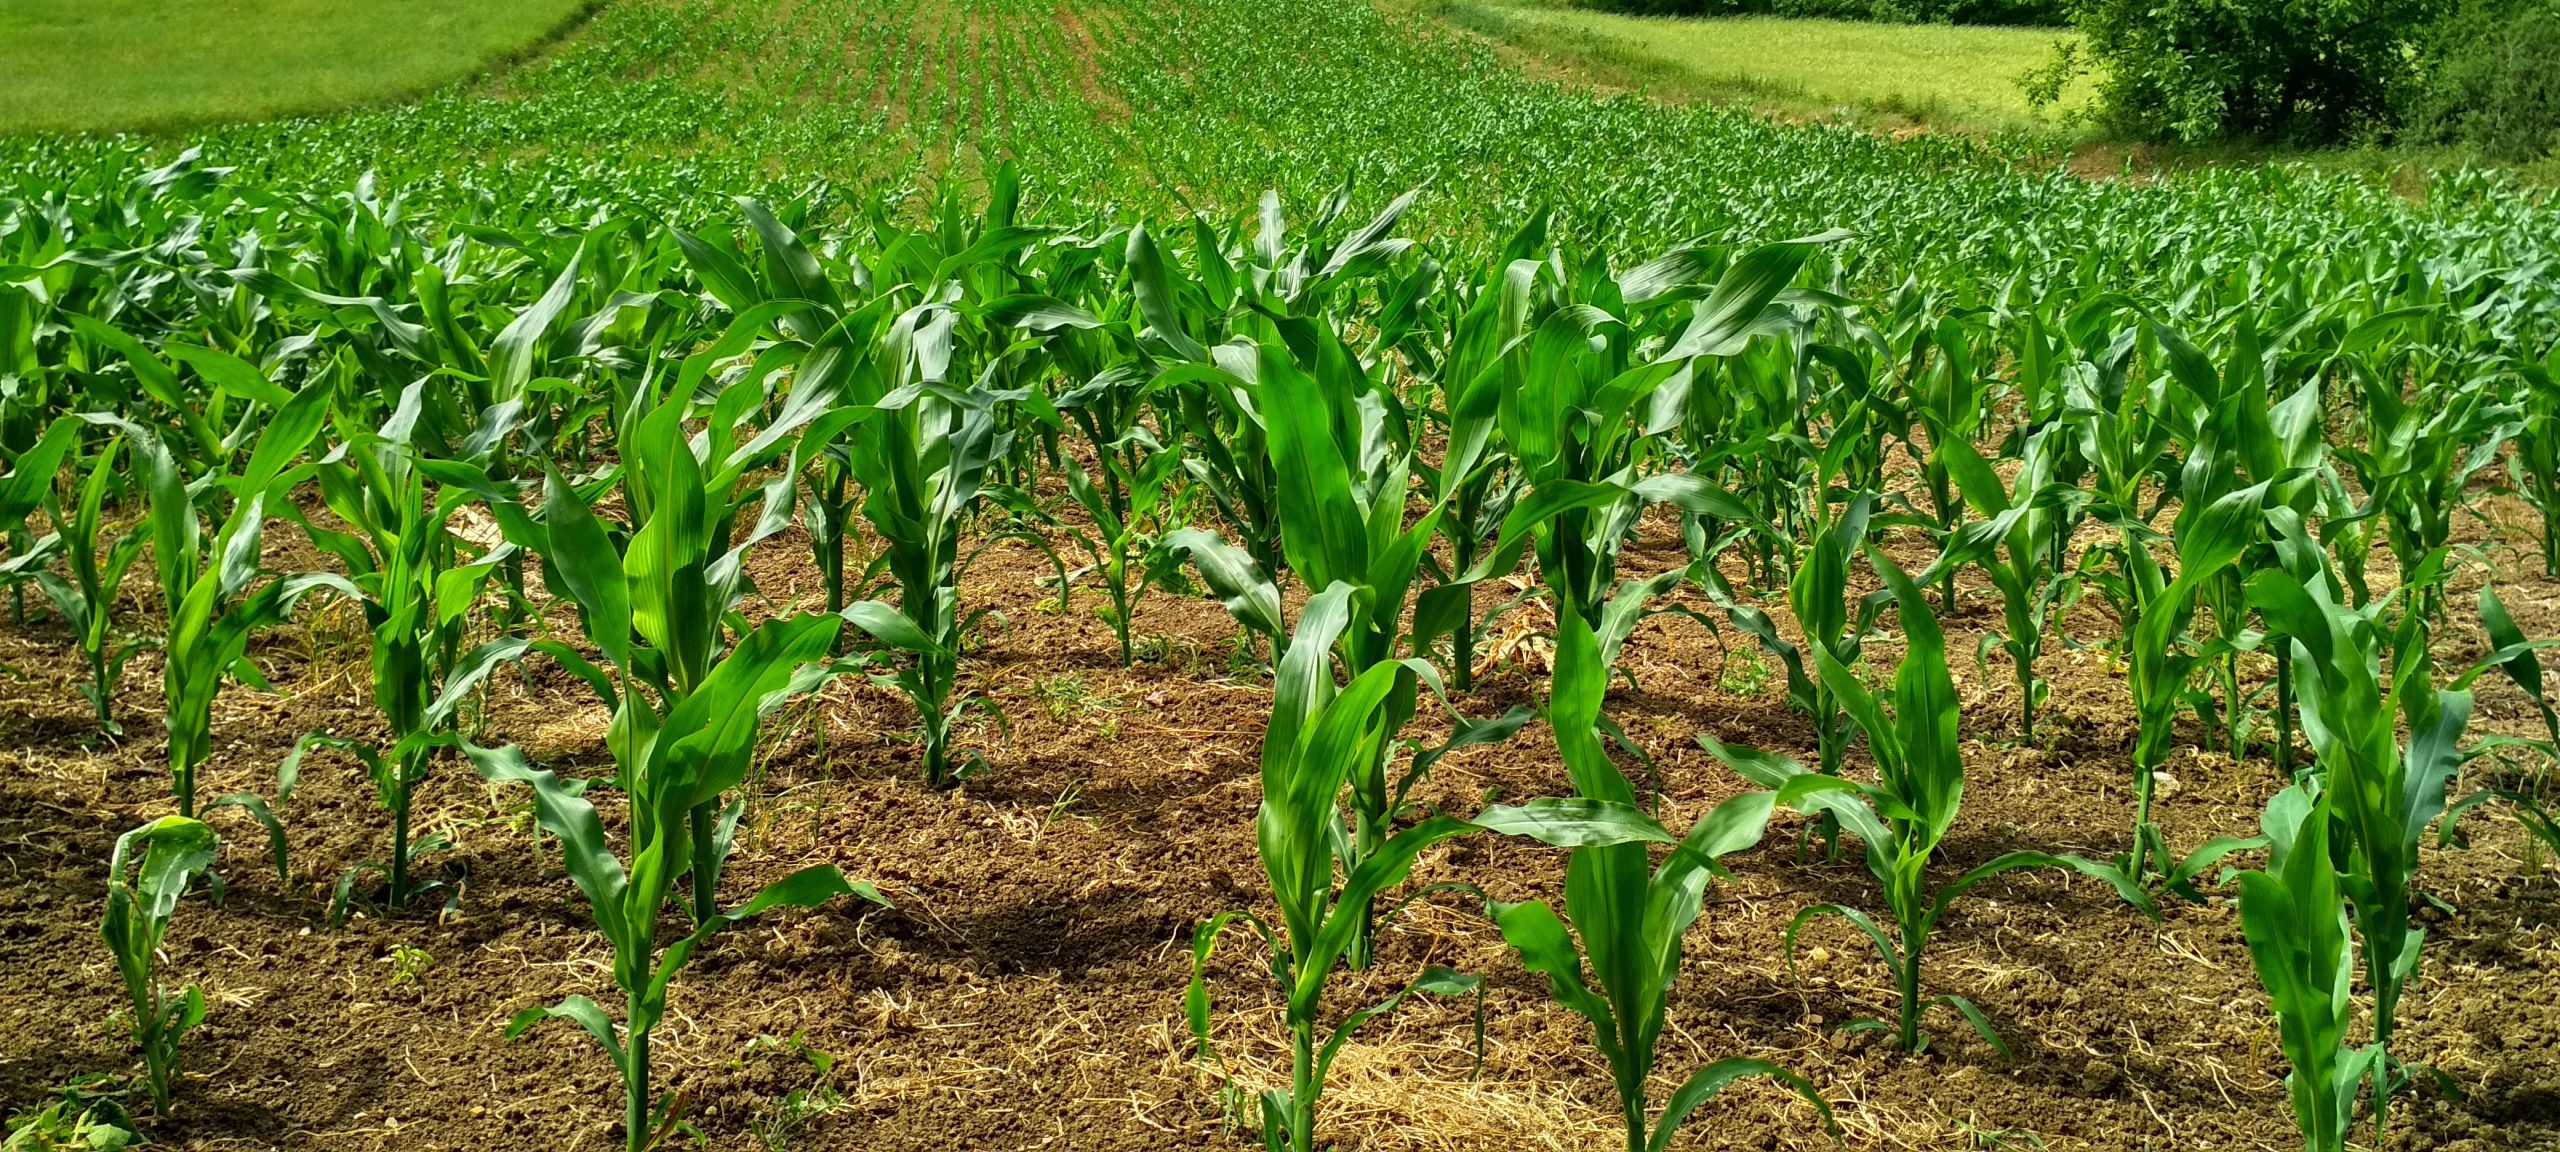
[1429,1,2093,132]
[0,0,594,133]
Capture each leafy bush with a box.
[2061,0,2444,143]
[2409,0,2560,159]
[1576,0,2071,26]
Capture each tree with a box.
[2060,0,2445,143]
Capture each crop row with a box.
[0,152,2554,1149]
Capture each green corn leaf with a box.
[1472,798,1673,847]
[540,470,631,669]
[1649,1058,1836,1152]
[1488,897,1624,1063]
[505,994,624,1064]
[466,742,635,955]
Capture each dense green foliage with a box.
[2062,0,2445,143]
[2410,0,2560,159]
[7,0,2560,1147]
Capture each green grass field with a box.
[1435,1,2091,132]
[0,0,595,134]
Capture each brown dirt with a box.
[2,481,2557,1152]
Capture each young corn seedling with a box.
[2440,585,2560,861]
[281,386,525,913]
[692,197,1042,789]
[1187,582,1656,1151]
[105,385,344,881]
[2153,320,2327,759]
[1703,492,1885,780]
[0,415,78,619]
[1907,317,1990,608]
[1707,551,2152,1054]
[517,370,881,921]
[2057,319,2174,650]
[2246,567,2471,1140]
[1175,311,1533,969]
[848,314,1013,788]
[1412,211,1548,688]
[1491,609,1836,1152]
[1929,428,2084,739]
[32,433,150,734]
[1148,222,1289,588]
[2336,361,2514,622]
[2236,792,2376,1152]
[475,608,884,1152]
[1466,235,1822,632]
[2510,352,2560,579]
[101,816,218,1115]
[2122,482,2270,887]
[2465,583,2560,755]
[1058,413,1184,667]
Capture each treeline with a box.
[1577,0,2560,158]
[2055,0,2560,155]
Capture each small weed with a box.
[1223,632,1271,680]
[1955,1113,2047,1150]
[5,1078,139,1151]
[741,1033,850,1150]
[1130,631,1200,671]
[1032,673,1123,722]
[1718,648,1771,697]
[386,943,434,989]
[1036,780,1086,844]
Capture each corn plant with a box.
[1492,608,1835,1151]
[109,384,345,832]
[1929,428,2083,738]
[2153,320,2328,758]
[474,606,884,1152]
[2246,567,2471,1139]
[1057,404,1185,666]
[1708,551,2151,1054]
[1906,316,1990,608]
[32,433,149,733]
[101,816,217,1114]
[1412,212,1544,688]
[1703,492,1885,785]
[1186,582,1656,1151]
[1699,491,1888,865]
[2439,587,2560,862]
[2121,481,2269,885]
[1173,310,1534,968]
[847,334,1011,789]
[708,199,1040,788]
[2335,362,2514,622]
[0,415,78,616]
[281,387,525,913]
[2509,351,2560,579]
[1468,237,1818,632]
[1145,230,1290,585]
[515,370,872,921]
[2236,792,2377,1152]
[2466,583,2560,755]
[2059,317,2175,647]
